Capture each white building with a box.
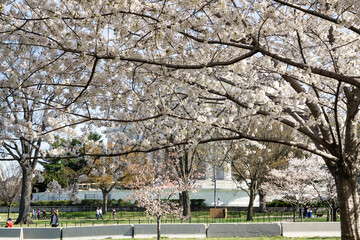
[33,161,258,207]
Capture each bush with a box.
[116,199,133,207]
[266,199,329,208]
[28,198,205,208]
[0,201,20,207]
[190,199,206,207]
[266,199,294,207]
[78,199,103,207]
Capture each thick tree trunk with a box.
[102,190,108,215]
[156,216,161,240]
[246,185,256,221]
[327,206,331,222]
[331,199,337,222]
[181,190,191,218]
[179,192,183,208]
[299,205,304,222]
[258,190,267,213]
[7,204,12,219]
[15,168,33,224]
[293,207,296,222]
[335,173,360,239]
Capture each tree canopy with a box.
[1,1,360,238]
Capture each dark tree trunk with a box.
[15,168,33,224]
[156,216,161,240]
[246,184,256,221]
[335,172,360,239]
[326,206,332,222]
[293,207,296,222]
[7,204,12,219]
[181,190,191,218]
[331,199,337,222]
[102,190,108,215]
[179,192,183,208]
[299,205,304,222]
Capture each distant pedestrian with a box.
[217,198,221,207]
[50,208,59,227]
[96,207,100,220]
[112,208,116,219]
[6,218,14,228]
[304,206,308,218]
[99,207,104,220]
[37,209,41,220]
[32,209,36,220]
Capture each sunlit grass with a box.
[100,237,340,240]
[0,210,335,228]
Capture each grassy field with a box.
[0,210,335,228]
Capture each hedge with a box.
[26,198,206,208]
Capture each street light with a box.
[212,164,217,208]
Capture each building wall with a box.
[33,179,259,207]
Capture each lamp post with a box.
[212,164,217,208]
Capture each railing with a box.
[7,211,335,228]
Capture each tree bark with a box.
[7,204,12,219]
[15,168,33,224]
[102,190,108,215]
[293,207,296,222]
[157,216,161,240]
[258,190,267,213]
[181,190,191,218]
[246,184,256,221]
[331,199,337,222]
[335,173,360,239]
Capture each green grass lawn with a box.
[0,210,335,228]
[96,238,340,240]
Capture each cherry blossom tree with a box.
[0,162,22,219]
[0,45,69,224]
[2,1,360,238]
[86,152,133,214]
[165,141,205,218]
[126,162,192,240]
[263,154,337,222]
[231,120,296,220]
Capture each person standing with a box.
[37,209,41,220]
[33,209,37,220]
[112,208,116,219]
[96,207,100,220]
[50,208,59,227]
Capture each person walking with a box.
[99,207,104,220]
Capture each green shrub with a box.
[0,201,20,207]
[116,199,134,207]
[266,199,294,207]
[190,199,206,207]
[29,198,206,208]
[78,199,103,207]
